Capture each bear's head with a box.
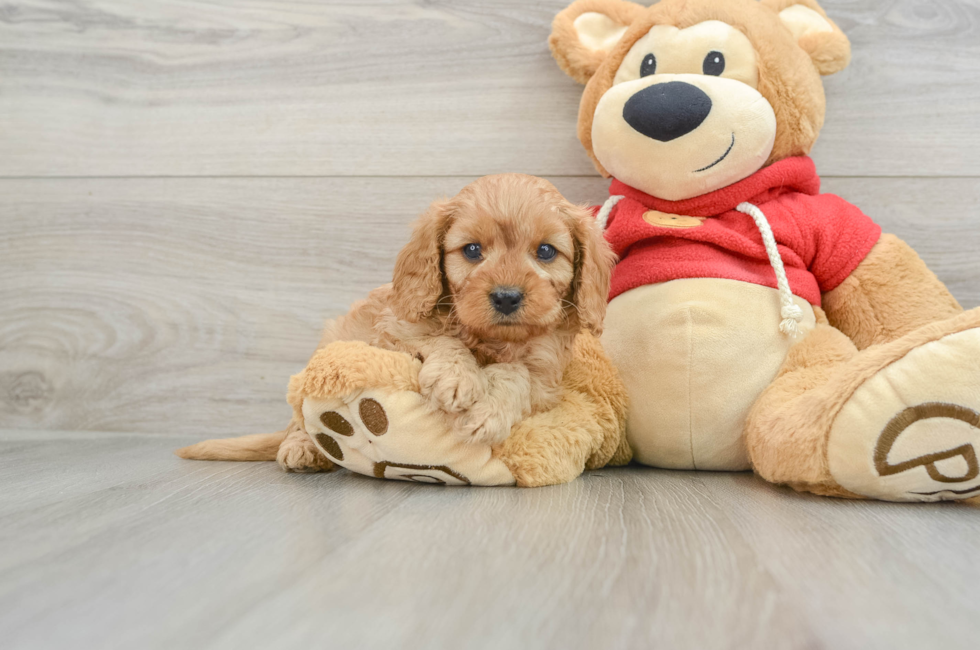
[550,0,851,201]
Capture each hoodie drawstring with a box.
[736,201,804,337]
[596,195,804,338]
[596,195,625,231]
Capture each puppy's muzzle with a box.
[489,287,524,316]
[623,81,712,142]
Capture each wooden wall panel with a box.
[1,176,977,435]
[1,1,979,177]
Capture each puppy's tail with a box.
[174,430,287,462]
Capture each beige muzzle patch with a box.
[592,74,776,201]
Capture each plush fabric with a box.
[822,234,963,349]
[602,279,816,470]
[551,0,980,502]
[550,0,647,85]
[287,333,630,487]
[746,309,980,501]
[603,156,882,304]
[564,0,845,178]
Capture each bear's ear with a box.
[764,0,851,75]
[549,0,646,84]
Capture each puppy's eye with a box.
[703,51,725,76]
[640,53,657,77]
[536,243,557,262]
[462,243,482,261]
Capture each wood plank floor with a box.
[1,430,978,650]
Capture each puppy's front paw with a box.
[419,360,486,413]
[453,399,516,446]
[277,436,335,473]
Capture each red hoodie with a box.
[601,156,882,306]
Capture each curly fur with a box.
[178,174,617,472]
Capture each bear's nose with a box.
[489,288,524,316]
[622,81,712,142]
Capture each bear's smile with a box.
[694,132,735,173]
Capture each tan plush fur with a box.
[552,0,849,177]
[549,0,980,500]
[747,236,969,498]
[822,234,963,350]
[549,0,647,85]
[178,174,623,483]
[746,309,980,497]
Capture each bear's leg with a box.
[746,309,980,501]
[745,324,861,497]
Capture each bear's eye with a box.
[640,53,657,77]
[703,51,725,76]
[462,243,482,261]
[536,243,557,261]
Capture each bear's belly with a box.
[601,278,817,471]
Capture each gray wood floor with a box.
[3,1,980,648]
[1,430,978,650]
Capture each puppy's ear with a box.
[567,204,616,335]
[390,198,454,322]
[764,0,851,75]
[550,0,645,85]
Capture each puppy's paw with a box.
[453,400,516,446]
[277,436,335,473]
[419,360,486,413]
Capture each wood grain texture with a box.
[0,431,977,650]
[2,0,980,177]
[2,176,978,436]
[2,2,978,645]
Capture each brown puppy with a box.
[270,173,616,472]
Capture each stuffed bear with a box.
[549,0,980,502]
[281,332,631,486]
[178,331,631,487]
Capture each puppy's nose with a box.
[490,288,524,316]
[623,81,712,142]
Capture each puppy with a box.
[180,174,615,472]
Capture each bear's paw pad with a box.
[301,387,515,487]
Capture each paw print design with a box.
[874,402,980,499]
[827,326,980,502]
[373,462,471,486]
[301,387,513,486]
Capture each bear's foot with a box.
[291,341,516,486]
[827,315,980,502]
[302,389,514,485]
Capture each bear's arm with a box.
[821,234,962,350]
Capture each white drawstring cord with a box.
[599,194,802,336]
[736,201,804,337]
[596,195,625,231]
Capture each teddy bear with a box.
[278,332,631,486]
[548,0,980,502]
[178,331,631,487]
